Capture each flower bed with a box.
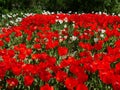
[0,13,120,90]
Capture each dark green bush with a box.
[40,0,120,14]
[0,0,42,14]
[0,0,120,14]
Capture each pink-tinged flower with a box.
[24,75,34,86]
[58,46,68,56]
[112,81,120,90]
[112,75,120,90]
[40,84,54,90]
[6,78,18,87]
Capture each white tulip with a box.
[94,38,98,43]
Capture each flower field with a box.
[0,13,120,90]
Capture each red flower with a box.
[55,71,67,82]
[22,64,34,75]
[65,77,78,89]
[33,44,41,49]
[46,40,59,50]
[24,75,34,86]
[79,42,93,51]
[94,40,103,50]
[26,48,32,56]
[0,40,4,46]
[7,50,15,57]
[4,37,10,42]
[59,59,69,68]
[115,62,120,74]
[32,54,39,60]
[0,69,5,80]
[39,52,48,60]
[39,70,52,82]
[58,46,68,56]
[18,53,26,60]
[12,66,21,76]
[112,81,120,90]
[112,75,120,90]
[99,70,114,84]
[70,65,88,83]
[40,84,54,90]
[47,56,56,65]
[76,84,88,90]
[6,78,18,87]
[70,65,84,76]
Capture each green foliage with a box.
[0,0,120,14]
[112,2,120,14]
[39,0,120,14]
[0,0,42,14]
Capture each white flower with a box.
[51,12,54,14]
[21,12,23,15]
[103,12,108,16]
[68,11,72,13]
[70,36,77,41]
[6,23,9,26]
[55,19,63,24]
[94,38,98,43]
[10,20,14,24]
[59,20,63,24]
[64,24,67,28]
[13,14,17,17]
[7,14,12,18]
[59,36,62,39]
[72,24,75,28]
[99,11,102,15]
[101,29,106,33]
[2,15,6,18]
[98,28,106,33]
[75,12,77,14]
[16,17,22,22]
[112,13,115,16]
[64,36,68,39]
[59,38,63,42]
[100,34,104,38]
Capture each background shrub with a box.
[0,0,120,14]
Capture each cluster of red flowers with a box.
[0,13,120,90]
